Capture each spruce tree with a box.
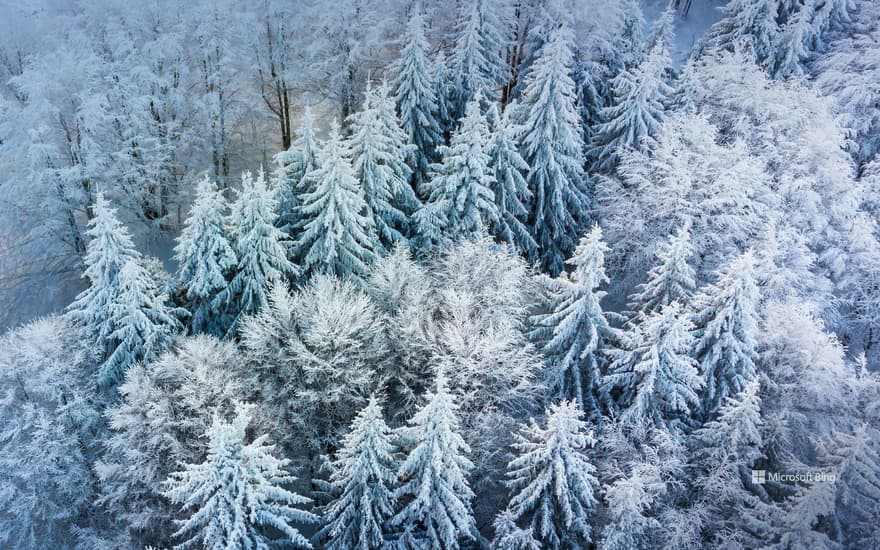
[293,121,377,283]
[164,403,317,549]
[348,81,418,253]
[516,22,589,275]
[447,0,503,121]
[504,400,600,549]
[603,302,704,430]
[318,396,398,550]
[693,251,760,415]
[274,106,320,236]
[66,193,141,344]
[709,0,779,67]
[628,223,696,319]
[413,94,498,250]
[174,176,237,336]
[392,4,443,188]
[99,259,181,387]
[485,102,536,258]
[390,372,476,549]
[530,226,618,414]
[217,170,296,333]
[690,377,763,468]
[591,37,673,172]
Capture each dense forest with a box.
[0,0,879,548]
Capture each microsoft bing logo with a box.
[752,470,766,484]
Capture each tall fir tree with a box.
[274,105,320,236]
[66,193,142,344]
[433,49,458,139]
[603,302,704,430]
[503,400,600,549]
[164,403,317,549]
[348,81,419,253]
[530,226,619,414]
[392,4,443,188]
[693,251,760,415]
[485,102,536,258]
[174,176,237,336]
[516,22,589,275]
[217,169,297,334]
[317,396,398,550]
[390,372,476,550]
[99,259,181,387]
[628,223,696,319]
[413,94,499,250]
[293,121,377,283]
[709,0,779,67]
[447,0,504,121]
[591,36,673,172]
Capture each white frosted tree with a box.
[591,38,673,171]
[530,226,619,414]
[709,0,779,67]
[392,4,442,187]
[390,372,476,549]
[491,509,541,550]
[66,193,141,344]
[690,377,764,468]
[98,335,248,547]
[485,102,536,258]
[413,94,498,249]
[515,22,589,275]
[0,317,97,550]
[693,251,760,415]
[163,403,317,550]
[447,0,504,120]
[317,396,398,550]
[217,169,296,333]
[274,105,320,236]
[504,400,600,549]
[99,259,181,387]
[174,176,237,336]
[628,223,696,318]
[348,81,418,253]
[293,121,377,283]
[603,302,703,430]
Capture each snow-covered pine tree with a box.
[491,509,541,550]
[485,102,536,258]
[434,49,458,139]
[216,169,296,334]
[530,226,618,414]
[174,176,237,336]
[690,377,763,468]
[447,0,503,121]
[693,251,760,415]
[413,94,498,250]
[591,35,673,172]
[274,105,320,236]
[603,302,703,430]
[317,396,398,550]
[164,403,317,549]
[390,371,476,549]
[504,400,600,549]
[709,0,779,68]
[66,193,141,344]
[348,81,418,253]
[293,120,377,283]
[99,259,181,386]
[628,223,696,319]
[684,377,775,548]
[516,21,589,275]
[392,4,443,188]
